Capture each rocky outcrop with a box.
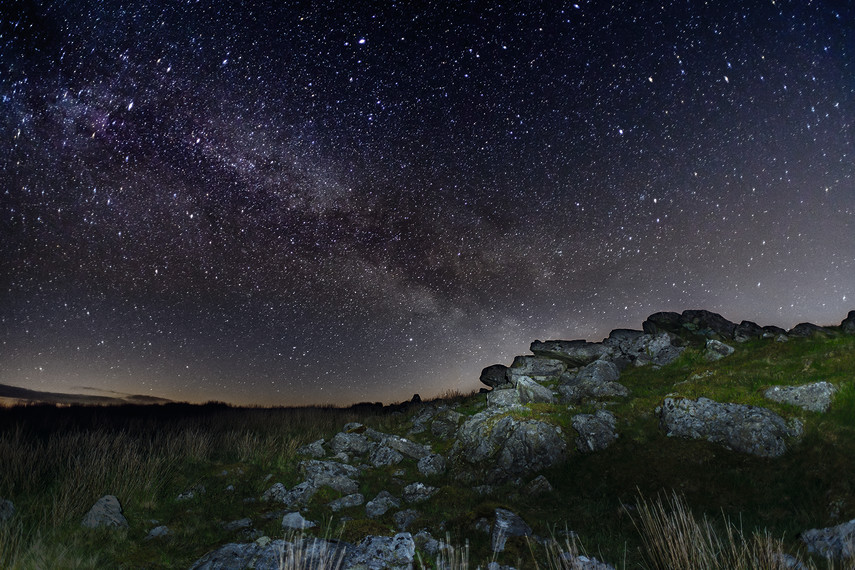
[572,410,618,453]
[530,340,611,366]
[559,360,628,403]
[658,397,803,457]
[764,382,837,413]
[800,519,855,559]
[603,330,683,368]
[450,410,567,483]
[81,495,128,529]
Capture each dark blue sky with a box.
[2,1,853,405]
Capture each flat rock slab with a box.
[764,381,837,413]
[658,397,803,457]
[530,340,611,366]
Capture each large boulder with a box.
[789,323,832,338]
[529,340,611,366]
[558,360,628,403]
[842,311,855,334]
[658,397,803,457]
[450,410,567,483]
[480,364,511,388]
[572,410,618,453]
[733,320,765,342]
[764,382,837,413]
[81,495,128,529]
[681,310,737,339]
[507,356,567,383]
[514,376,556,404]
[800,519,855,559]
[642,311,683,335]
[329,432,370,456]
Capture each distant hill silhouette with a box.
[0,383,172,405]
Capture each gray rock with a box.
[403,482,438,503]
[413,530,447,557]
[514,376,556,404]
[530,339,611,366]
[431,409,463,439]
[480,364,511,388]
[559,553,616,569]
[704,339,735,361]
[223,518,252,532]
[393,509,420,531]
[0,499,14,522]
[329,493,364,512]
[145,525,171,540]
[366,491,401,518]
[734,320,765,342]
[507,355,567,382]
[800,518,855,559]
[369,444,404,467]
[604,330,684,368]
[383,435,431,460]
[642,311,683,335]
[572,410,618,453]
[842,310,855,334]
[559,360,628,403]
[282,511,317,529]
[417,453,446,477]
[771,553,809,570]
[177,484,205,501]
[296,438,326,457]
[764,382,837,413]
[789,322,832,337]
[681,310,738,339]
[658,397,803,457]
[451,410,567,483]
[300,460,360,494]
[763,325,788,338]
[330,432,371,456]
[349,533,416,570]
[191,537,350,570]
[492,508,533,552]
[82,495,128,529]
[522,475,553,496]
[261,482,288,502]
[487,388,522,408]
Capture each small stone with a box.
[417,453,446,477]
[366,490,401,518]
[261,482,288,502]
[705,339,735,361]
[522,475,553,496]
[82,495,128,529]
[282,512,316,530]
[403,482,438,503]
[492,508,532,552]
[223,518,252,532]
[328,493,364,512]
[145,525,171,540]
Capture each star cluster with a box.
[2,1,853,405]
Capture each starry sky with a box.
[2,1,854,407]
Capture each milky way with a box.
[2,1,853,406]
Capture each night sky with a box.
[2,1,854,406]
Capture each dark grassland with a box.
[1,334,854,568]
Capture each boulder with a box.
[704,339,735,361]
[222,518,252,532]
[296,438,326,457]
[417,453,447,477]
[522,475,553,496]
[349,533,416,570]
[842,310,855,334]
[507,355,567,383]
[365,491,401,518]
[480,364,511,388]
[492,508,533,552]
[329,432,370,456]
[403,482,438,503]
[681,310,737,339]
[383,435,431,460]
[514,376,556,404]
[300,460,360,494]
[763,325,788,338]
[393,509,420,531]
[559,360,628,403]
[530,340,611,366]
[369,444,404,467]
[800,518,855,559]
[0,499,14,522]
[487,388,523,408]
[282,512,317,529]
[604,331,683,367]
[328,493,364,512]
[572,410,618,453]
[734,320,764,342]
[81,495,128,529]
[658,397,803,457]
[280,481,317,508]
[764,382,837,413]
[430,409,463,439]
[642,311,683,335]
[450,410,567,483]
[261,482,288,502]
[789,323,831,338]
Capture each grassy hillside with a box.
[1,333,854,569]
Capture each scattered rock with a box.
[704,339,735,361]
[349,533,415,570]
[190,539,287,570]
[480,364,511,388]
[369,444,405,467]
[0,499,14,522]
[282,512,317,530]
[800,518,855,559]
[514,375,556,404]
[486,388,522,408]
[417,453,446,477]
[658,397,803,457]
[393,509,420,531]
[330,432,371,456]
[81,495,129,529]
[145,525,171,540]
[522,475,553,496]
[177,484,206,501]
[329,493,364,512]
[403,482,438,503]
[261,482,288,502]
[383,435,431,460]
[572,410,618,453]
[530,340,611,366]
[764,382,837,413]
[492,508,533,552]
[366,491,401,518]
[297,438,326,457]
[281,481,317,508]
[300,460,360,494]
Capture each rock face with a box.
[572,410,618,453]
[81,495,128,529]
[451,410,567,483]
[559,360,628,403]
[800,519,855,559]
[530,339,611,366]
[764,382,837,413]
[658,397,803,457]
